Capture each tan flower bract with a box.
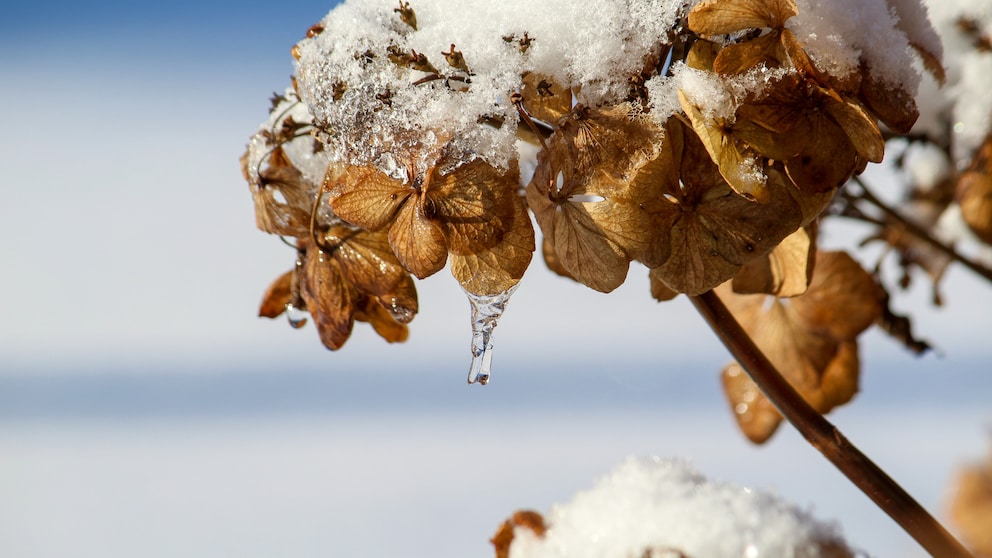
[958,135,992,245]
[639,118,803,296]
[717,251,883,444]
[527,104,660,293]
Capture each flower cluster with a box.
[242,0,959,429]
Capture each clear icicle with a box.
[464,285,518,385]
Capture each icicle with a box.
[464,285,518,385]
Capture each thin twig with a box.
[689,290,973,558]
[845,177,992,284]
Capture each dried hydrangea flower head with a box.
[243,0,943,387]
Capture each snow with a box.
[915,0,992,164]
[290,0,935,177]
[507,457,851,558]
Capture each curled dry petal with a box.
[259,270,294,318]
[717,251,883,444]
[958,135,992,245]
[527,104,660,293]
[949,450,992,557]
[732,225,816,297]
[679,90,769,203]
[688,0,798,36]
[638,118,802,296]
[299,243,357,351]
[491,510,547,558]
[451,194,535,295]
[249,147,315,237]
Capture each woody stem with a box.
[689,289,973,558]
[845,177,992,285]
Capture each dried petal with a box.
[389,198,448,279]
[299,244,356,351]
[251,147,315,237]
[259,270,294,318]
[680,90,769,203]
[717,251,881,444]
[732,226,815,297]
[958,136,992,245]
[355,296,410,343]
[451,194,535,295]
[327,165,412,232]
[521,73,572,125]
[949,451,992,557]
[689,0,797,35]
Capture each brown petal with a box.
[823,94,885,163]
[355,296,410,343]
[858,67,919,134]
[429,159,516,255]
[785,118,857,193]
[713,33,783,75]
[327,165,412,232]
[958,138,992,245]
[388,200,448,279]
[450,194,535,295]
[732,225,815,297]
[252,147,314,237]
[299,245,356,351]
[949,452,992,556]
[680,90,769,203]
[259,270,294,318]
[721,362,783,444]
[689,0,797,35]
[789,251,884,339]
[521,73,572,125]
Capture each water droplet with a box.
[744,543,759,558]
[384,297,415,324]
[285,303,309,329]
[464,285,518,385]
[735,402,750,416]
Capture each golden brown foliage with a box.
[717,251,883,443]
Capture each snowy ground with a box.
[1,357,988,558]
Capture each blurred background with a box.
[1,1,990,556]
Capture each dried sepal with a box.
[298,242,358,351]
[491,510,547,558]
[688,0,797,36]
[639,118,802,296]
[520,73,572,125]
[451,193,535,295]
[717,251,883,444]
[327,154,524,281]
[679,90,768,203]
[857,64,919,134]
[526,104,661,292]
[259,270,294,318]
[248,146,315,237]
[732,225,815,297]
[958,134,992,245]
[949,450,992,557]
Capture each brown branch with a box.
[846,177,992,285]
[689,290,973,558]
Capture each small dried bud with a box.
[442,44,470,73]
[394,1,417,30]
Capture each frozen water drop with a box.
[384,296,415,324]
[285,303,309,329]
[464,285,518,385]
